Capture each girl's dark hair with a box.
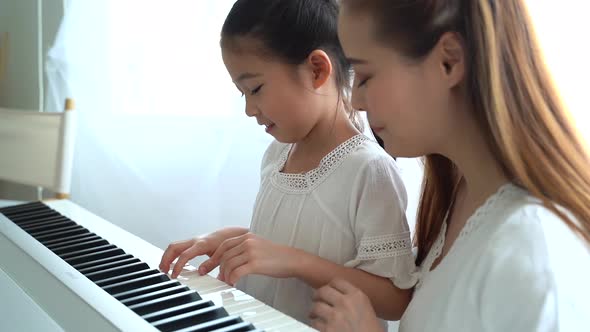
[221,0,363,131]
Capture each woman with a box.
[310,1,590,331]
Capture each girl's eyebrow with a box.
[236,72,262,82]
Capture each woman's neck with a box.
[442,111,509,210]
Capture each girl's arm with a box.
[199,232,411,321]
[295,247,411,321]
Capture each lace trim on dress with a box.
[415,183,518,289]
[271,134,369,193]
[357,232,413,260]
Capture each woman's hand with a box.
[310,279,384,332]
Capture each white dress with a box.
[400,183,590,332]
[236,134,418,324]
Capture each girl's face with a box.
[222,45,328,144]
[338,9,467,158]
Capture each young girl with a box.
[311,0,590,331]
[159,0,417,325]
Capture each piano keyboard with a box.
[0,200,314,332]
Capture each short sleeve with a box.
[344,154,419,289]
[480,206,590,331]
[480,249,559,331]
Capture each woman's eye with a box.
[357,77,370,88]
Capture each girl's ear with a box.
[306,49,333,89]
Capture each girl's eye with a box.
[251,84,263,95]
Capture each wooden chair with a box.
[0,99,76,200]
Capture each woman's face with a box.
[338,8,465,158]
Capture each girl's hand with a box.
[310,279,384,332]
[200,232,300,286]
[159,227,248,278]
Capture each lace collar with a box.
[271,134,369,193]
[416,183,520,288]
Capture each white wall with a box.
[0,0,39,110]
[0,0,62,200]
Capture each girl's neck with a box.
[283,105,360,174]
[298,104,359,151]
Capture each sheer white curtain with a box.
[44,0,589,257]
[526,1,590,142]
[46,0,272,251]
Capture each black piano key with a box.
[21,220,76,234]
[141,300,214,323]
[170,316,247,332]
[0,204,49,217]
[207,322,255,332]
[33,226,89,241]
[212,322,256,332]
[9,211,62,223]
[46,233,102,250]
[77,257,140,275]
[65,247,125,266]
[0,201,44,213]
[95,269,160,287]
[41,232,98,247]
[84,262,150,281]
[28,224,82,237]
[113,280,181,301]
[150,305,228,332]
[52,239,112,256]
[1,201,263,331]
[101,273,169,295]
[54,239,118,259]
[59,244,117,260]
[20,218,71,230]
[71,253,134,270]
[128,290,202,316]
[18,216,69,228]
[8,206,59,216]
[121,285,189,306]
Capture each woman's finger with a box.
[313,284,343,307]
[309,301,334,322]
[329,278,357,295]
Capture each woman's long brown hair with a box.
[343,0,590,265]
